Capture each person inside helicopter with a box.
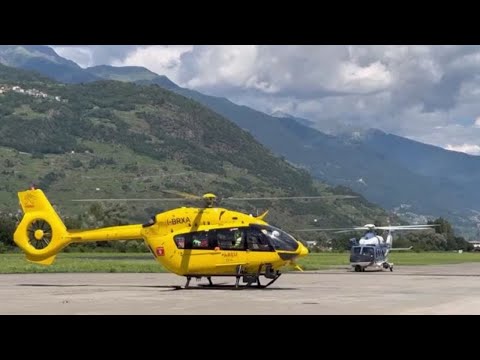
[362,246,374,258]
[257,225,299,251]
[233,230,243,249]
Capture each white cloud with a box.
[52,45,480,153]
[51,45,143,68]
[445,143,480,155]
[180,45,259,90]
[338,60,392,93]
[112,45,193,83]
[52,46,93,68]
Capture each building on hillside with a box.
[469,240,480,251]
[306,240,317,248]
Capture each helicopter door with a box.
[361,246,375,262]
[213,227,248,271]
[244,226,277,272]
[376,247,385,261]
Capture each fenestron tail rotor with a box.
[15,188,69,265]
[27,219,53,250]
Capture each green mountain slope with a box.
[0,63,392,240]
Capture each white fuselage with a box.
[358,234,384,245]
[358,231,393,247]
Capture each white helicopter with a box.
[296,223,437,272]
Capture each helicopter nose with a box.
[298,242,309,257]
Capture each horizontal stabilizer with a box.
[26,254,57,265]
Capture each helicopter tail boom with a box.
[14,188,143,265]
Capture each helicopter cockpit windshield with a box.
[255,225,299,251]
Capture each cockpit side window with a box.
[246,227,274,251]
[362,247,374,256]
[215,228,245,250]
[252,225,299,251]
[174,230,217,250]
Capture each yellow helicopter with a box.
[13,187,354,288]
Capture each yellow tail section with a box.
[14,188,69,265]
[14,188,144,266]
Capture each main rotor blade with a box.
[71,198,191,202]
[294,226,367,232]
[81,173,187,180]
[223,195,358,201]
[294,223,438,232]
[377,224,437,228]
[72,194,358,202]
[375,225,437,230]
[161,189,202,199]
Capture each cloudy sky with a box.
[52,45,480,155]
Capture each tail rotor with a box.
[14,187,145,265]
[27,219,53,250]
[14,187,69,265]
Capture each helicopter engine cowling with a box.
[358,235,384,246]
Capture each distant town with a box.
[0,84,66,102]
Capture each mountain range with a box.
[1,45,478,238]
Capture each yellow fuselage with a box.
[13,189,309,276]
[141,207,308,276]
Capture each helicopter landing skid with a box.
[184,276,211,288]
[182,271,282,290]
[257,273,282,288]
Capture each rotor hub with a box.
[203,193,217,207]
[27,219,53,250]
[203,193,217,200]
[34,229,44,240]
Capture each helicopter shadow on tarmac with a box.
[16,282,298,291]
[179,282,297,290]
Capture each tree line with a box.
[0,205,476,253]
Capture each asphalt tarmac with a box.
[1,263,480,314]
